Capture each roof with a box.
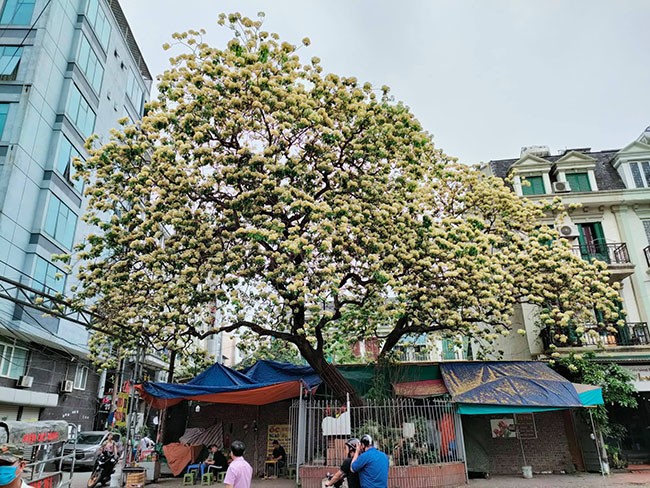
[440,361,602,414]
[488,150,626,191]
[106,0,152,81]
[136,360,321,408]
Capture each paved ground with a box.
[468,471,650,487]
[67,469,650,488]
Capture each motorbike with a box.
[87,451,118,488]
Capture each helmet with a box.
[360,434,373,446]
[345,438,360,450]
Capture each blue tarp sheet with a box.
[242,360,322,389]
[440,361,600,415]
[137,360,321,408]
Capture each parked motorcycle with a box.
[87,451,117,488]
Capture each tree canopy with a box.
[70,13,623,403]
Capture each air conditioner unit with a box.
[17,376,33,388]
[60,380,74,393]
[558,223,580,238]
[553,181,572,193]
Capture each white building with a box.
[0,0,151,428]
[482,127,650,462]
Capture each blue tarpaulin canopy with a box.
[136,360,321,408]
[440,361,603,414]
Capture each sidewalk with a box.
[147,477,294,488]
[72,470,650,488]
[469,471,650,487]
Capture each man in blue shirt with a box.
[350,434,389,488]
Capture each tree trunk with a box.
[298,345,365,406]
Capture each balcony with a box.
[544,322,650,349]
[572,241,635,280]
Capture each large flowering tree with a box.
[70,14,622,404]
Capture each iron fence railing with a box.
[394,349,435,363]
[544,322,650,348]
[290,398,464,476]
[645,245,650,267]
[571,241,631,265]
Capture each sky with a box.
[119,0,650,165]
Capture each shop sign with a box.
[622,365,650,392]
[514,413,537,439]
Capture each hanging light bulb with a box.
[195,404,201,413]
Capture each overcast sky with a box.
[119,0,650,165]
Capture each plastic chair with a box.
[187,463,202,474]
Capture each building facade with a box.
[482,127,650,463]
[0,0,151,428]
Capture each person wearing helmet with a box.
[350,435,389,488]
[324,438,360,488]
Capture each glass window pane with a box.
[642,162,650,188]
[0,46,21,75]
[9,348,26,379]
[0,103,9,138]
[44,194,76,249]
[86,1,110,50]
[631,162,644,188]
[33,256,66,294]
[67,85,96,138]
[0,345,5,377]
[78,35,103,94]
[644,220,650,245]
[0,345,12,377]
[55,136,72,175]
[0,0,35,26]
[44,195,59,237]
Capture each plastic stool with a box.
[216,472,226,483]
[201,472,213,485]
[183,473,195,486]
[287,466,296,479]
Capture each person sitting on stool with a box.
[269,440,286,476]
[203,445,228,476]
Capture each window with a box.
[0,0,35,25]
[126,69,144,114]
[0,46,21,79]
[643,220,650,245]
[32,255,66,295]
[521,175,546,196]
[66,84,96,138]
[85,0,111,50]
[0,343,27,379]
[44,193,77,249]
[577,222,608,263]
[0,103,8,138]
[77,35,103,94]
[73,364,88,390]
[566,172,592,192]
[630,161,650,188]
[55,136,84,192]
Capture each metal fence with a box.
[289,397,465,486]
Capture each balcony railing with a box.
[572,241,631,264]
[645,245,650,267]
[544,322,650,349]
